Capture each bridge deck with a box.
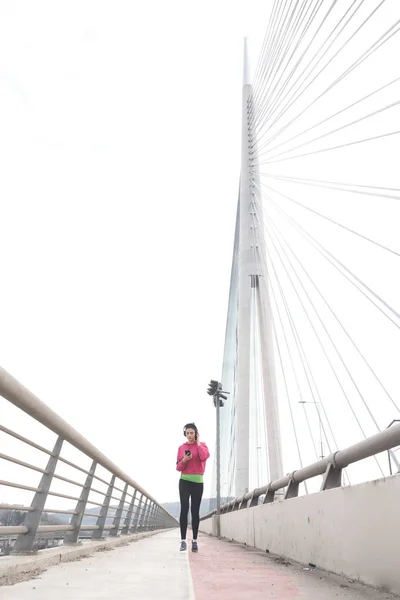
[0,530,396,599]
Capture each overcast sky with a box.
[0,0,271,505]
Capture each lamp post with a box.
[207,380,229,535]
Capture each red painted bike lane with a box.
[188,534,388,600]
[188,534,301,599]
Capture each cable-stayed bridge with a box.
[1,1,400,598]
[210,0,400,506]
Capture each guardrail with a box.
[201,422,400,519]
[0,367,177,553]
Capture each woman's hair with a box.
[183,422,198,436]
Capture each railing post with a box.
[145,502,153,531]
[247,492,258,508]
[13,436,64,554]
[262,487,275,504]
[138,497,150,531]
[141,499,150,531]
[131,492,143,533]
[92,474,116,539]
[163,510,169,528]
[121,489,137,535]
[321,462,342,491]
[155,507,161,529]
[157,508,164,529]
[149,503,157,530]
[284,474,299,499]
[64,460,97,545]
[109,482,128,537]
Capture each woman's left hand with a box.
[196,432,201,444]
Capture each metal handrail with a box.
[201,422,400,519]
[0,453,47,474]
[0,424,52,455]
[0,366,178,552]
[0,367,163,504]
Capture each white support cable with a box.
[252,0,366,138]
[253,187,394,436]
[253,13,400,153]
[253,97,400,165]
[251,0,282,91]
[272,275,353,486]
[251,0,320,126]
[252,0,316,110]
[251,0,291,101]
[267,262,322,465]
[270,267,334,466]
[251,202,355,460]
[252,193,386,477]
[255,192,394,477]
[251,75,400,160]
[259,199,400,415]
[271,303,310,492]
[260,242,334,457]
[252,191,384,439]
[252,185,400,328]
[251,0,326,130]
[274,288,352,481]
[253,0,380,140]
[254,183,399,358]
[252,172,400,202]
[251,0,301,107]
[256,180,400,257]
[252,0,349,124]
[253,129,400,166]
[249,199,323,467]
[251,0,326,120]
[255,206,383,483]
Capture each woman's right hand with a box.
[183,453,192,463]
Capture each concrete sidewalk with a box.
[0,531,397,599]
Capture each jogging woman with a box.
[176,422,210,552]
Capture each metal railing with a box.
[201,422,400,519]
[0,367,177,553]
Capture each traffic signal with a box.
[207,379,230,407]
[207,380,220,396]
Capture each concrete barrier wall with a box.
[200,474,400,595]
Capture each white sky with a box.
[0,0,271,505]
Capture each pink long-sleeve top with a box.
[176,441,210,475]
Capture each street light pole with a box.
[207,380,229,537]
[215,391,221,520]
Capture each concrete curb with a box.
[0,529,173,586]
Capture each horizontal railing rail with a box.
[201,422,400,519]
[0,367,177,553]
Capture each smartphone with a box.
[185,450,191,456]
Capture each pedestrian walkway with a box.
[0,530,397,599]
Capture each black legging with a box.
[179,479,204,540]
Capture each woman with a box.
[176,422,210,552]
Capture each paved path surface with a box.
[0,530,397,599]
